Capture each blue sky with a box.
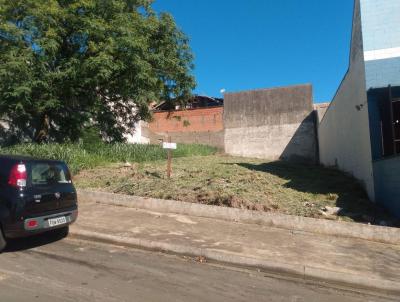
[152,0,354,103]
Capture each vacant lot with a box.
[75,155,392,223]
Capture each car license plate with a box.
[48,216,67,227]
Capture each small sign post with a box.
[162,137,177,179]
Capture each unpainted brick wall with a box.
[144,128,225,149]
[149,107,223,133]
[146,107,224,149]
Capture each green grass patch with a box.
[74,155,394,224]
[0,143,217,174]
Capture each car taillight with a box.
[8,164,27,187]
[27,219,38,228]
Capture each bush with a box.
[0,143,217,174]
[81,126,103,146]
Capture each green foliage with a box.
[0,143,217,174]
[0,0,195,143]
[1,143,104,173]
[81,126,103,146]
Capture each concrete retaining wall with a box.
[223,84,317,162]
[314,103,330,123]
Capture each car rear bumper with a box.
[3,207,78,238]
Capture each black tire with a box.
[0,227,7,252]
[52,226,69,240]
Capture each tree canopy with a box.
[0,0,195,143]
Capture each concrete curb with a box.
[70,228,400,297]
[77,189,400,245]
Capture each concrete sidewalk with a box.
[70,200,400,297]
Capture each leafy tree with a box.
[0,0,195,143]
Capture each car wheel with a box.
[0,227,7,252]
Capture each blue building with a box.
[365,0,400,217]
[318,0,400,217]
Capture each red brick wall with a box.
[149,107,224,133]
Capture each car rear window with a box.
[30,162,71,186]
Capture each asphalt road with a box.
[0,234,394,302]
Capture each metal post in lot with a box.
[167,136,172,179]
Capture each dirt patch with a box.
[194,193,272,212]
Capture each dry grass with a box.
[75,155,393,224]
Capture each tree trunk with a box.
[34,114,50,143]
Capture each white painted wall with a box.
[124,121,150,144]
[318,0,375,199]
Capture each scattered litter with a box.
[123,162,132,167]
[321,206,342,216]
[195,256,207,263]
